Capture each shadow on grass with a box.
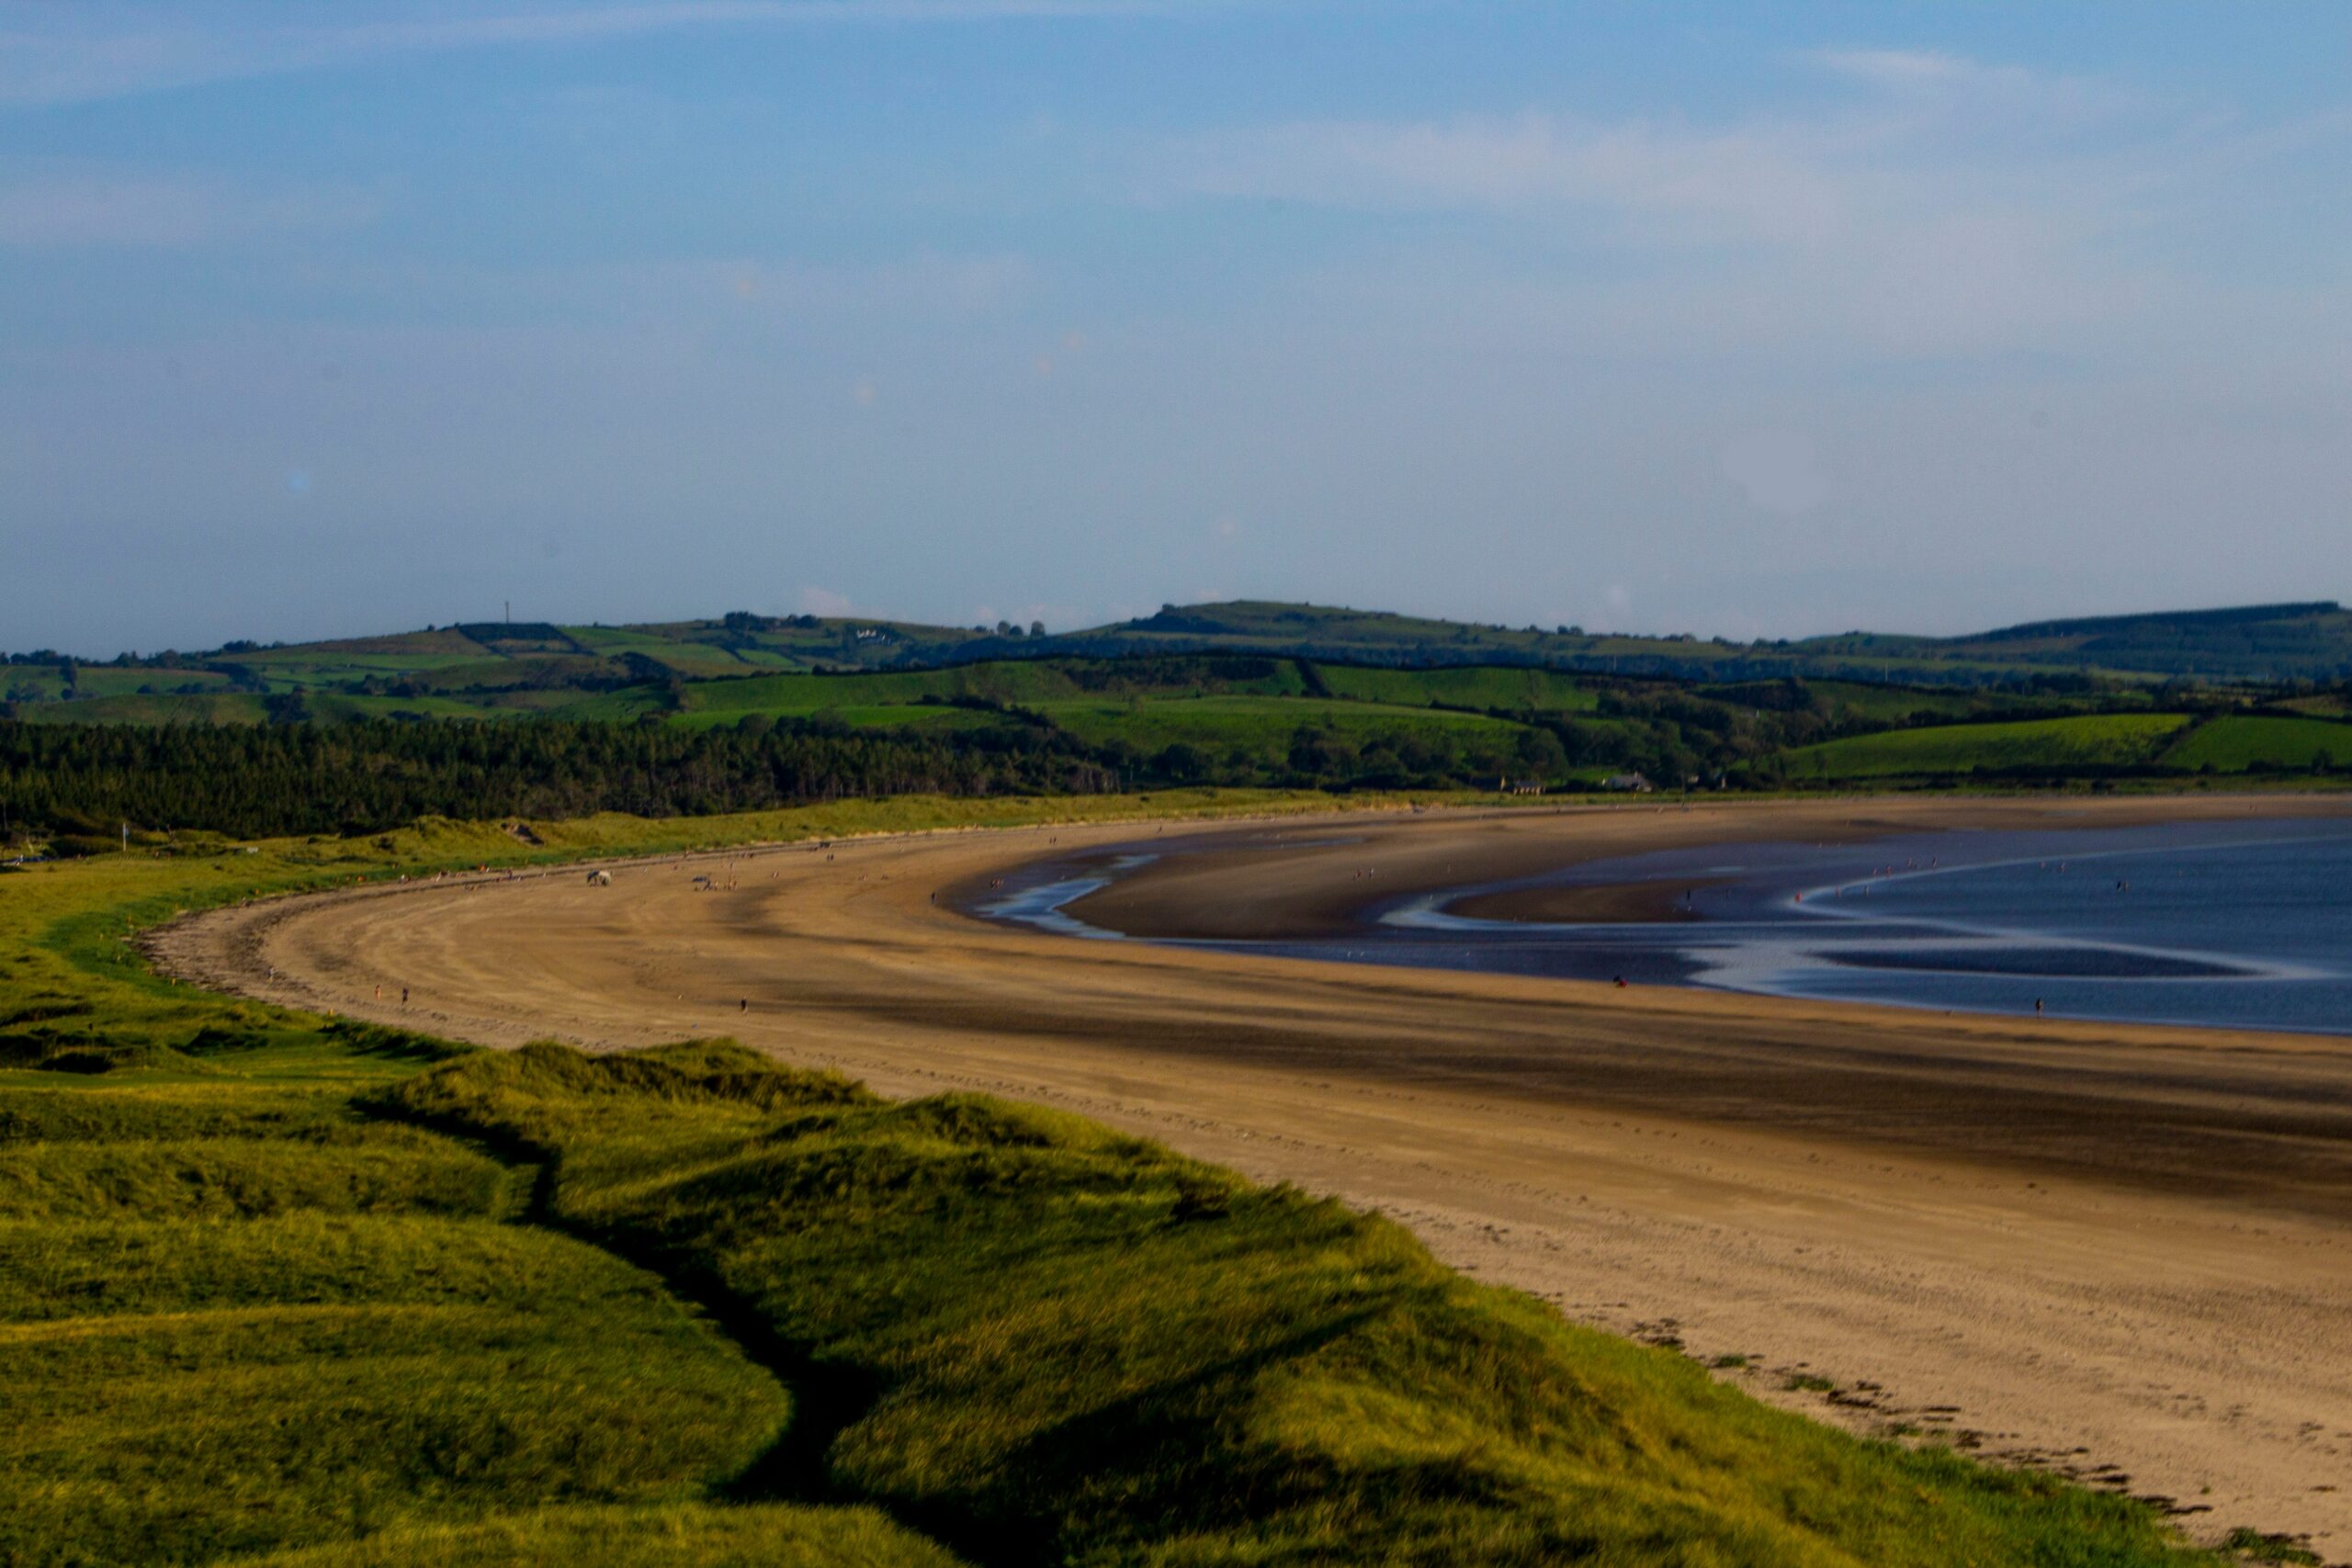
[356,1088,888,1518]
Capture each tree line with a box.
[2,705,1702,845]
[0,717,1122,842]
[0,671,2140,849]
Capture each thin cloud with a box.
[1808,47,2145,134]
[1155,47,2349,359]
[1172,114,1849,247]
[0,166,380,247]
[1814,48,2025,91]
[0,1,1166,107]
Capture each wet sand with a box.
[153,795,2352,1559]
[1062,793,2352,939]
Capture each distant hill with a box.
[15,600,2352,836]
[1056,598,2352,684]
[6,599,2351,730]
[1801,601,2352,682]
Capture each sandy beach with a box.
[153,795,2352,1559]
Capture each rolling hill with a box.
[7,602,2352,840]
[15,599,2352,720]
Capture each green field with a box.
[673,703,1008,735]
[2162,715,2352,773]
[1035,692,1532,757]
[0,801,2249,1565]
[17,691,275,726]
[17,598,2352,735]
[1777,680,2092,725]
[23,604,2259,816]
[682,664,1088,716]
[1784,713,2192,779]
[1314,662,1598,711]
[671,663,1577,777]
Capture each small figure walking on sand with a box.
[401,987,409,1009]
[2035,998,2045,1014]
[740,998,748,1012]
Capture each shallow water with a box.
[983,816,2352,1034]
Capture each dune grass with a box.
[241,1503,967,1567]
[0,1055,797,1567]
[376,1038,2226,1568]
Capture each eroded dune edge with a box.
[155,796,2352,1561]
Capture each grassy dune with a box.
[381,1039,2217,1568]
[243,1504,966,1567]
[0,799,2247,1565]
[0,1065,799,1566]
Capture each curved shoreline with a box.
[1056,794,2352,942]
[151,795,2352,1559]
[999,796,2352,1035]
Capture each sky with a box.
[5,2,2349,656]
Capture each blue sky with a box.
[5,3,2348,655]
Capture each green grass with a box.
[37,668,242,700]
[15,799,1396,1566]
[674,702,1010,735]
[1036,693,1531,753]
[372,1039,2224,1568]
[681,661,1596,723]
[683,665,1092,716]
[1313,663,1598,712]
[0,1051,797,1567]
[1785,713,2192,779]
[17,691,274,726]
[1774,680,2099,726]
[0,1124,508,1219]
[671,668,1559,774]
[2161,715,2352,773]
[242,1504,964,1566]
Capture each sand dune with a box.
[155,796,2352,1559]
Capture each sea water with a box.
[984,816,2352,1034]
